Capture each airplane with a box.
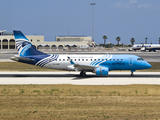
[0,30,6,35]
[11,30,152,77]
[0,30,6,33]
[79,45,89,49]
[129,44,160,52]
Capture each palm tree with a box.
[103,35,107,48]
[130,38,135,45]
[116,37,121,45]
[145,37,148,44]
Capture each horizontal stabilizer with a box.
[10,56,34,62]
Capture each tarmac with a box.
[0,71,160,85]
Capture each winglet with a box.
[68,57,75,65]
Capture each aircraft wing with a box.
[73,64,96,71]
[68,56,96,71]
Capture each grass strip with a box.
[0,85,160,119]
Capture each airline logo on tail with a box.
[20,44,31,56]
[16,40,32,57]
[14,30,32,56]
[13,30,47,57]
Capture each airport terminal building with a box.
[0,31,93,50]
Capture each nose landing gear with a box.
[131,70,135,77]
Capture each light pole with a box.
[90,3,96,42]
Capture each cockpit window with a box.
[137,58,141,61]
[137,58,143,61]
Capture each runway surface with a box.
[0,72,160,85]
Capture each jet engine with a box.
[141,47,146,51]
[94,67,109,75]
[67,65,75,71]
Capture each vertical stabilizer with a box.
[13,30,47,57]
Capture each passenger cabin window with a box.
[94,59,96,61]
[59,59,61,61]
[63,59,65,61]
[78,59,80,61]
[98,59,100,61]
[90,59,92,61]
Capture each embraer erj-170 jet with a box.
[11,31,151,76]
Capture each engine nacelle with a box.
[67,65,75,71]
[141,47,146,51]
[94,67,109,75]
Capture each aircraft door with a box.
[129,58,133,66]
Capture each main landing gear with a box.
[80,71,86,77]
[131,70,135,77]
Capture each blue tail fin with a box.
[13,30,47,57]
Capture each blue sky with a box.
[1,0,160,44]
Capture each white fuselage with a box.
[44,54,101,70]
[130,44,160,51]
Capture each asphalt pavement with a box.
[0,72,159,85]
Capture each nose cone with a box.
[146,62,152,69]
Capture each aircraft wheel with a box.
[131,73,134,77]
[80,71,86,77]
[131,71,134,77]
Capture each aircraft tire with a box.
[80,71,86,77]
